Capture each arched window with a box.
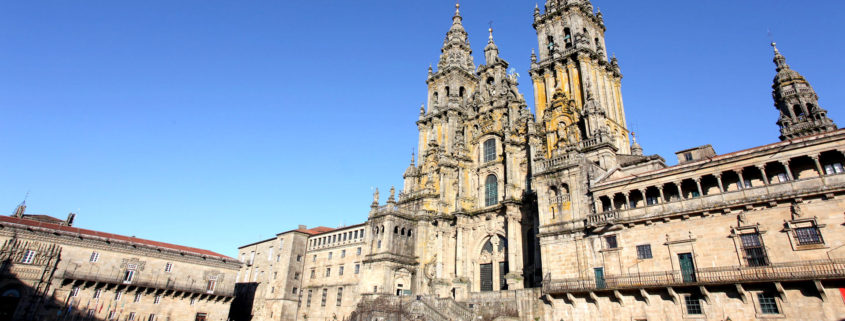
[483,139,496,163]
[485,175,498,206]
[564,28,572,48]
[407,229,412,237]
[432,92,438,104]
[445,86,450,97]
[459,87,465,98]
[394,226,399,234]
[794,104,805,117]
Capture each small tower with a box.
[770,43,837,140]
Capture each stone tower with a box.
[530,0,629,164]
[771,43,837,141]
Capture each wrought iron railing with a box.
[61,269,234,297]
[543,258,845,294]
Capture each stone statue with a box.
[373,188,379,204]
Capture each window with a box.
[21,250,36,264]
[328,252,333,260]
[312,255,317,262]
[337,287,343,306]
[115,290,122,301]
[339,266,344,276]
[89,252,99,263]
[326,268,331,277]
[154,295,161,304]
[271,286,275,293]
[824,162,844,175]
[341,250,346,258]
[740,233,768,267]
[148,314,156,321]
[93,288,102,299]
[605,235,618,249]
[757,292,780,314]
[294,272,300,280]
[128,312,136,321]
[310,269,315,279]
[71,287,79,297]
[377,240,382,249]
[292,287,298,294]
[273,272,277,279]
[485,175,498,206]
[684,152,693,162]
[190,297,195,305]
[636,244,652,259]
[108,311,116,320]
[307,289,313,307]
[164,262,173,272]
[249,251,255,265]
[296,255,302,262]
[776,172,789,183]
[355,264,360,274]
[645,195,658,205]
[134,293,141,302]
[483,139,496,162]
[123,270,135,284]
[206,280,216,293]
[321,288,328,307]
[268,247,274,260]
[795,226,824,245]
[357,247,362,255]
[684,295,702,315]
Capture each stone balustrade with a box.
[61,269,234,297]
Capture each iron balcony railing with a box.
[61,269,235,297]
[543,258,845,294]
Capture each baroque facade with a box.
[0,204,240,321]
[233,1,845,320]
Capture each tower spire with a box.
[437,2,474,72]
[484,26,500,65]
[770,43,836,140]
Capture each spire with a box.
[770,43,837,141]
[484,27,500,65]
[631,132,643,156]
[437,2,474,72]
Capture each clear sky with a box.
[1,0,843,257]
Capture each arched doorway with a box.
[478,236,508,292]
[0,287,22,321]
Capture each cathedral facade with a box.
[233,1,845,320]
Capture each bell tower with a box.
[770,43,837,141]
[529,0,630,160]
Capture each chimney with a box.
[298,225,307,230]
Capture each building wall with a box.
[298,226,367,321]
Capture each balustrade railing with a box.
[61,269,234,297]
[543,258,845,294]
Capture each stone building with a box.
[0,204,240,321]
[233,1,845,320]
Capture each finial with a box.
[488,27,494,42]
[455,2,461,15]
[531,49,537,63]
[771,42,778,53]
[411,152,415,165]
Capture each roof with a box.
[21,214,65,225]
[0,215,235,261]
[238,226,338,249]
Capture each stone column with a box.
[737,169,747,189]
[715,174,725,193]
[675,182,684,200]
[811,155,825,178]
[756,165,769,186]
[658,187,665,203]
[781,160,795,181]
[694,178,703,197]
[624,192,631,209]
[639,189,647,206]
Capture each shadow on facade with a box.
[227,282,258,321]
[1,257,103,321]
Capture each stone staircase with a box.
[347,295,477,321]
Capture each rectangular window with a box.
[123,270,135,284]
[483,139,496,162]
[273,272,277,279]
[377,240,382,249]
[296,255,302,262]
[357,247,362,255]
[310,269,315,279]
[164,262,173,272]
[758,292,780,314]
[307,289,313,307]
[339,266,344,276]
[684,152,693,161]
[646,196,658,205]
[328,252,333,260]
[271,286,275,293]
[294,272,300,280]
[341,250,346,258]
[321,288,328,307]
[268,247,274,260]
[337,287,343,306]
[312,255,316,262]
[206,280,216,293]
[115,290,122,301]
[71,287,79,297]
[824,163,845,175]
[249,251,255,265]
[355,264,360,274]
[292,287,298,294]
[795,226,824,245]
[89,252,99,262]
[154,295,161,304]
[684,295,702,315]
[134,293,141,302]
[108,311,116,320]
[326,268,331,277]
[21,250,36,264]
[605,235,618,249]
[190,298,196,305]
[93,288,102,299]
[148,314,156,321]
[276,255,280,262]
[128,312,136,321]
[740,233,768,266]
[636,244,652,259]
[744,179,753,188]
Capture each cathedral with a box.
[233,1,845,320]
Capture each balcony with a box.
[61,269,234,297]
[542,258,845,294]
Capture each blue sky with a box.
[1,0,843,257]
